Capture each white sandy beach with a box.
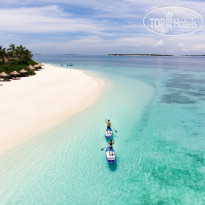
[0,64,103,154]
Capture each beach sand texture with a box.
[0,64,103,154]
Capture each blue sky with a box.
[0,0,205,54]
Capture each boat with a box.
[67,64,73,66]
[105,128,113,139]
[105,147,116,164]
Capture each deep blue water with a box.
[0,55,204,204]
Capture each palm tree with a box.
[0,46,8,64]
[7,44,16,58]
[16,45,33,62]
[16,45,26,61]
[24,49,33,60]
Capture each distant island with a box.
[183,55,205,57]
[108,54,174,56]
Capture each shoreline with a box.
[0,64,104,154]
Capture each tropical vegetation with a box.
[0,44,40,76]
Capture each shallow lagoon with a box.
[0,56,204,204]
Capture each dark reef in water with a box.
[185,153,205,165]
[165,81,193,89]
[161,93,196,104]
[198,87,205,92]
[186,91,205,97]
[160,72,205,104]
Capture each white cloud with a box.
[27,35,162,54]
[0,6,105,34]
[178,43,184,47]
[155,40,164,46]
[0,0,205,54]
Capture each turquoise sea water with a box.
[0,56,205,204]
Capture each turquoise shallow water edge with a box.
[0,56,204,204]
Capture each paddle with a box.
[101,139,115,151]
[111,125,118,133]
[101,144,109,151]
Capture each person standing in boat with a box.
[108,139,114,154]
[105,119,111,132]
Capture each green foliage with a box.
[7,59,18,66]
[28,60,38,66]
[0,46,8,64]
[0,44,37,77]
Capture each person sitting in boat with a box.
[105,119,111,133]
[108,139,114,155]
